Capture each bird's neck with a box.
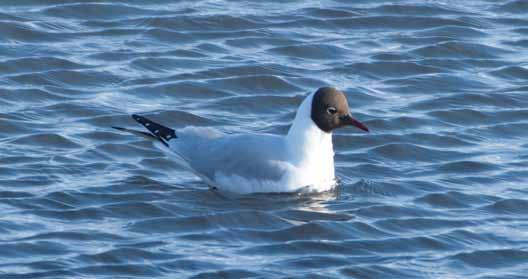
[284,93,336,190]
[286,119,334,163]
[286,93,335,165]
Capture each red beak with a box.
[341,114,369,132]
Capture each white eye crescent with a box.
[327,107,337,115]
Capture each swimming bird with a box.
[113,87,369,194]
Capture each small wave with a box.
[385,74,488,93]
[301,7,360,18]
[0,21,75,43]
[270,44,348,60]
[43,3,168,20]
[411,41,509,59]
[205,75,301,95]
[490,66,528,81]
[371,4,474,16]
[127,14,262,31]
[415,191,497,208]
[336,61,442,79]
[451,249,528,268]
[438,160,498,174]
[129,210,292,234]
[331,16,479,30]
[9,133,81,149]
[495,0,528,14]
[370,143,466,162]
[8,70,123,89]
[414,25,487,38]
[481,199,528,215]
[0,57,90,75]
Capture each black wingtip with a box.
[131,114,141,122]
[112,126,157,140]
[130,114,177,147]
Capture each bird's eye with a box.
[327,107,337,115]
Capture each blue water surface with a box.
[1,0,528,278]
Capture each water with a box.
[1,0,528,278]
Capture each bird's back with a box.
[168,127,292,192]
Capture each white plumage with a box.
[161,91,336,193]
[118,87,369,194]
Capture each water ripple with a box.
[1,0,527,278]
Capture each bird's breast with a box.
[284,135,336,191]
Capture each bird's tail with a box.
[113,114,177,147]
[111,126,156,140]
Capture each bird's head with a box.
[310,87,369,133]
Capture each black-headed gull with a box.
[114,87,369,193]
